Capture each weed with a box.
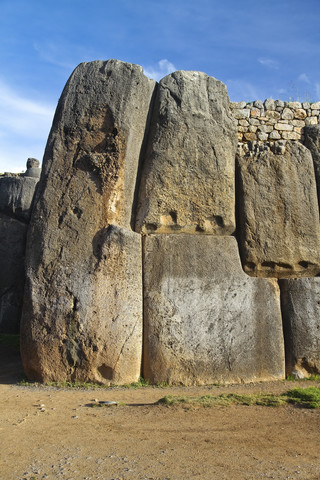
[156,388,320,409]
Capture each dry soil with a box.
[1,344,319,480]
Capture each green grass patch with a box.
[0,334,20,348]
[286,374,320,382]
[286,387,320,409]
[156,387,320,409]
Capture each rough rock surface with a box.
[143,235,284,385]
[20,60,155,384]
[304,125,320,210]
[0,214,27,333]
[236,141,320,277]
[280,278,320,377]
[135,71,237,235]
[22,226,142,384]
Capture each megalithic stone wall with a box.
[19,60,320,384]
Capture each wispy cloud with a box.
[143,59,176,81]
[258,57,279,70]
[0,79,55,172]
[33,42,76,69]
[298,73,311,84]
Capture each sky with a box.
[0,0,319,173]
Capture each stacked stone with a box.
[20,62,286,386]
[231,99,320,143]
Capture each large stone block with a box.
[21,225,143,384]
[236,141,320,277]
[304,125,320,212]
[0,214,27,333]
[280,278,320,377]
[135,71,237,235]
[143,235,284,385]
[20,60,154,383]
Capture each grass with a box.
[156,387,320,409]
[18,376,169,390]
[286,374,320,382]
[286,387,320,409]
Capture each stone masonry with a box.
[2,60,316,384]
[231,99,320,143]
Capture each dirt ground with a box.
[1,344,320,480]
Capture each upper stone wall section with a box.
[231,99,320,143]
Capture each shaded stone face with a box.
[0,176,39,222]
[143,235,285,385]
[236,141,320,278]
[20,60,155,384]
[135,71,237,235]
[304,125,320,213]
[0,214,27,333]
[280,278,320,377]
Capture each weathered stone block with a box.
[304,125,320,212]
[20,60,155,384]
[21,225,143,384]
[236,142,320,277]
[280,278,320,377]
[0,214,27,333]
[135,71,237,235]
[143,235,285,385]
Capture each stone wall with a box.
[0,159,41,333]
[231,99,320,143]
[2,61,318,384]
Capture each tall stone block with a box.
[304,125,320,211]
[135,71,237,235]
[20,60,155,383]
[237,142,320,277]
[280,278,320,377]
[143,235,284,385]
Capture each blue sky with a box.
[1,0,319,172]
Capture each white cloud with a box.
[0,79,55,173]
[298,73,310,84]
[143,59,176,81]
[258,57,279,70]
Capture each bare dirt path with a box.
[1,344,320,480]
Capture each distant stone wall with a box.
[0,159,41,333]
[231,99,320,143]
